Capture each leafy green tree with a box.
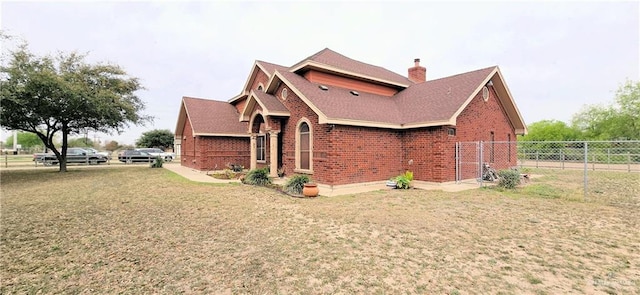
[0,44,150,171]
[4,131,43,149]
[136,129,174,150]
[519,120,582,141]
[572,80,640,140]
[67,137,94,148]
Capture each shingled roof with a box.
[240,90,291,121]
[175,97,248,137]
[256,60,288,76]
[274,70,404,126]
[290,48,413,87]
[395,66,497,125]
[181,48,526,136]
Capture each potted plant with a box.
[302,183,319,197]
[394,171,414,189]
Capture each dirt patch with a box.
[1,167,638,294]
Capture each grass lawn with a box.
[1,167,638,294]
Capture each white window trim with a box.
[256,134,266,163]
[295,118,313,174]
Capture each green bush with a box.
[497,169,521,189]
[242,167,272,186]
[150,156,163,168]
[284,174,310,195]
[395,170,414,189]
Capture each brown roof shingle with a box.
[277,66,496,126]
[395,66,497,124]
[256,60,288,76]
[278,71,404,124]
[182,97,248,135]
[292,48,414,86]
[251,90,289,114]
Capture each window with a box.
[257,135,266,162]
[281,88,288,100]
[482,86,489,102]
[447,127,456,136]
[257,85,263,91]
[298,122,311,170]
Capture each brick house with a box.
[174,48,526,190]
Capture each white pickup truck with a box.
[135,148,176,161]
[84,148,112,159]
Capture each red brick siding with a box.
[402,127,445,182]
[233,98,247,114]
[454,86,518,177]
[327,125,405,185]
[232,68,271,113]
[180,112,250,171]
[250,69,269,91]
[273,84,332,182]
[198,137,250,170]
[180,117,197,169]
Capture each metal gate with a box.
[455,142,481,184]
[456,141,519,184]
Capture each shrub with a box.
[150,156,163,168]
[395,170,414,189]
[498,169,521,189]
[242,167,272,186]
[284,174,310,195]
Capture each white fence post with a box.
[584,142,588,201]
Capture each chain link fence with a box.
[456,141,640,205]
[518,141,640,172]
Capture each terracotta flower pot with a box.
[302,183,319,197]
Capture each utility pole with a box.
[12,130,17,150]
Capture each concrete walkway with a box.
[162,162,240,184]
[163,162,481,196]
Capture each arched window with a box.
[297,121,311,171]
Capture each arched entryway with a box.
[249,113,280,177]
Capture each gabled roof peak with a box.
[289,48,414,88]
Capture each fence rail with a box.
[456,140,640,201]
[1,153,177,168]
[517,141,640,172]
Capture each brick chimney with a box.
[408,58,426,83]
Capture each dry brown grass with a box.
[1,167,639,294]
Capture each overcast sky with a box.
[1,1,638,145]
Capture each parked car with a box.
[37,147,108,165]
[135,148,175,161]
[84,147,112,159]
[118,149,155,163]
[33,152,49,162]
